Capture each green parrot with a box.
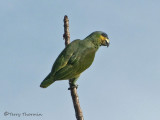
[40,31,110,88]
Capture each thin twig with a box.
[63,15,84,120]
[63,15,70,46]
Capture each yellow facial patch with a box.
[100,35,107,41]
[100,35,109,43]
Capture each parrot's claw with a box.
[68,84,78,90]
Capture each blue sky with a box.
[1,0,160,120]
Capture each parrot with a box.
[40,31,110,88]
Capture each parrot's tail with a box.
[40,73,55,88]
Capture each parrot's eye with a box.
[101,33,108,39]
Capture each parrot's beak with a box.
[105,38,110,47]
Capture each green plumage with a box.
[40,31,109,88]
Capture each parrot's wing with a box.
[53,43,96,80]
[53,53,81,80]
[40,39,81,88]
[50,39,80,76]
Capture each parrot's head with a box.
[87,31,110,47]
[99,31,110,47]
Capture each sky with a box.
[1,0,160,120]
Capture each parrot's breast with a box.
[76,47,96,73]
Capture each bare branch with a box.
[63,15,84,120]
[63,15,70,47]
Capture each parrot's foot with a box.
[68,77,79,90]
[68,83,78,90]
